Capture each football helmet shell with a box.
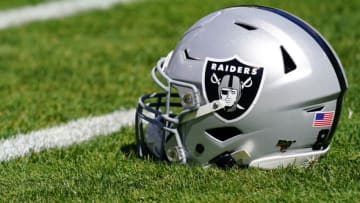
[135,6,347,169]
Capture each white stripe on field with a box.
[0,0,138,161]
[0,109,136,161]
[0,0,132,29]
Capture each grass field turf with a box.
[0,0,359,201]
[0,0,48,10]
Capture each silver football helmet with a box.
[135,6,347,169]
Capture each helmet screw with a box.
[212,102,218,109]
[183,94,193,105]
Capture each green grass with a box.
[0,0,49,10]
[0,0,359,202]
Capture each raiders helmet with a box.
[135,6,347,169]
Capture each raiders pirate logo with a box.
[203,56,264,121]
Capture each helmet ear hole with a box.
[195,144,205,154]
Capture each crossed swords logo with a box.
[210,73,253,110]
[210,73,253,88]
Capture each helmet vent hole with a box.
[195,144,205,154]
[234,22,257,30]
[305,106,324,112]
[205,127,242,141]
[184,49,200,61]
[280,46,297,74]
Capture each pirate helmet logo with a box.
[203,56,264,121]
[218,75,241,112]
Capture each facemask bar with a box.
[136,52,227,164]
[135,92,185,162]
[136,52,202,164]
[151,51,202,113]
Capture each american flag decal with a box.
[313,111,335,127]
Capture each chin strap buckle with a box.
[209,150,251,168]
[166,146,186,164]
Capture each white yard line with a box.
[0,0,138,161]
[0,0,133,29]
[0,109,136,161]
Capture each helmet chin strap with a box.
[179,100,226,124]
